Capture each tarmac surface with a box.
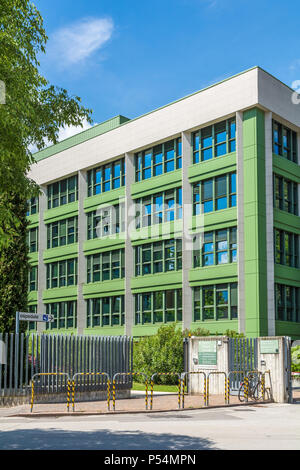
[0,391,299,451]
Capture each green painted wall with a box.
[243,108,268,337]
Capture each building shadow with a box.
[0,427,216,450]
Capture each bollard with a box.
[145,380,148,410]
[150,380,154,410]
[107,380,111,411]
[178,378,181,409]
[67,380,71,412]
[30,380,34,413]
[113,380,116,411]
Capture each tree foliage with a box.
[133,324,244,384]
[0,194,29,332]
[0,0,92,248]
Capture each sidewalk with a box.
[3,391,274,417]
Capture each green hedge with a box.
[292,346,300,372]
[133,324,244,384]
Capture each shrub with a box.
[133,325,244,384]
[133,324,184,384]
[291,346,300,372]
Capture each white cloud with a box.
[289,59,300,72]
[57,118,93,141]
[29,118,95,154]
[50,17,114,66]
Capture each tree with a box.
[0,1,93,330]
[0,195,29,332]
[0,0,92,248]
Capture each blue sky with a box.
[35,0,300,139]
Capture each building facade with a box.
[27,67,300,339]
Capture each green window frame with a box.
[135,187,182,229]
[135,289,182,324]
[87,158,126,196]
[193,227,237,267]
[47,217,78,249]
[193,283,238,322]
[87,203,125,240]
[86,296,125,328]
[27,227,39,253]
[46,301,77,330]
[135,238,182,276]
[135,137,182,182]
[87,249,125,283]
[192,118,236,164]
[274,228,299,268]
[47,175,78,209]
[193,173,236,215]
[29,265,38,292]
[46,259,78,289]
[272,120,298,163]
[26,197,39,216]
[275,284,300,323]
[273,174,298,215]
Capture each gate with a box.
[228,337,258,395]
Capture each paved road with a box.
[0,403,299,450]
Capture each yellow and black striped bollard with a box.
[261,374,265,400]
[244,377,248,402]
[72,380,75,412]
[67,380,71,412]
[150,380,154,410]
[178,378,181,409]
[113,380,116,411]
[227,377,230,404]
[205,377,209,407]
[145,380,148,410]
[30,381,34,412]
[107,380,111,411]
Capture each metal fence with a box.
[228,337,258,394]
[0,333,133,396]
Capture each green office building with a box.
[27,67,300,339]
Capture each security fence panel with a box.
[229,337,258,394]
[0,333,133,397]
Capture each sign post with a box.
[15,311,54,333]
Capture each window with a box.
[274,229,299,268]
[135,188,182,229]
[87,203,125,239]
[135,239,182,276]
[274,174,298,215]
[193,173,236,215]
[273,120,297,163]
[87,159,125,196]
[47,176,78,209]
[275,284,300,323]
[26,197,38,216]
[193,283,238,322]
[192,118,236,164]
[46,259,77,289]
[194,228,237,267]
[47,217,78,249]
[135,289,182,324]
[27,227,38,253]
[87,249,125,283]
[46,301,77,330]
[29,266,38,291]
[135,137,182,182]
[87,296,125,328]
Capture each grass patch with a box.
[132,381,179,393]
